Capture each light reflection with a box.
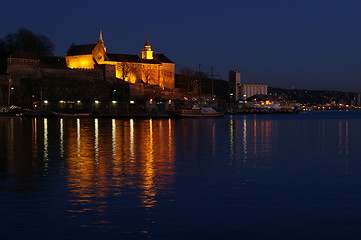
[43,118,49,165]
[94,118,99,161]
[253,118,257,156]
[60,118,64,157]
[338,120,350,155]
[130,119,135,158]
[211,123,216,156]
[60,118,175,214]
[242,116,247,160]
[141,119,156,208]
[229,116,234,162]
[112,119,116,160]
[77,119,81,156]
[32,118,38,159]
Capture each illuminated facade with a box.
[66,32,175,90]
[239,83,268,100]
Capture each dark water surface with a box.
[1,111,361,239]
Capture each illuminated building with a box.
[66,31,175,90]
[229,70,268,100]
[239,83,268,100]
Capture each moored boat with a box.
[174,106,224,117]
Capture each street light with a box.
[8,87,14,105]
[113,89,116,100]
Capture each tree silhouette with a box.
[2,28,54,57]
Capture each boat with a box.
[174,105,224,117]
[51,111,92,118]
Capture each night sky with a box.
[1,0,360,92]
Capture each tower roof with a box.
[99,29,104,43]
[144,38,150,46]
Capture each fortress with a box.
[5,31,176,100]
[65,31,175,90]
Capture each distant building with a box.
[357,93,361,106]
[229,70,268,100]
[66,31,175,90]
[229,70,241,100]
[239,83,268,100]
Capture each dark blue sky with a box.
[1,0,360,92]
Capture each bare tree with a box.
[142,65,154,85]
[118,62,135,81]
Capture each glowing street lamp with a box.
[8,86,14,105]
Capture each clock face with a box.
[97,54,102,60]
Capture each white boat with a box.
[175,106,224,117]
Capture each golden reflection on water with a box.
[94,118,99,161]
[60,119,64,157]
[32,118,38,160]
[141,119,156,208]
[60,118,175,213]
[43,119,49,168]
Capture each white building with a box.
[239,83,268,100]
[229,70,268,100]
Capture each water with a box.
[1,111,361,239]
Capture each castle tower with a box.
[99,29,104,43]
[98,29,106,51]
[141,38,153,60]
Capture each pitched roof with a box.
[66,43,97,56]
[106,53,141,63]
[154,54,174,63]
